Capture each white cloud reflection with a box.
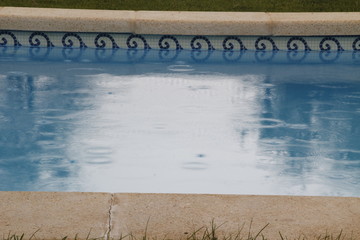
[1,67,359,196]
[63,72,360,196]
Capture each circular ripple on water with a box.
[84,146,113,164]
[182,161,208,170]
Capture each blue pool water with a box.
[0,48,360,196]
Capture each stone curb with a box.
[0,7,360,35]
[0,192,359,240]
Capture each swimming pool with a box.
[1,46,359,196]
[1,9,360,240]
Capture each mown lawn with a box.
[1,0,360,12]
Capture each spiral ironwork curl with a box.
[0,31,22,47]
[287,37,311,51]
[255,37,279,51]
[352,37,360,51]
[190,36,215,51]
[29,32,54,47]
[126,34,151,49]
[319,37,344,51]
[95,33,119,49]
[158,35,183,50]
[222,36,247,51]
[62,33,87,48]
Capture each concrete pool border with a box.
[0,192,359,240]
[1,7,360,51]
[1,7,360,35]
[1,7,360,240]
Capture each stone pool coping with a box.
[0,192,359,240]
[1,7,360,36]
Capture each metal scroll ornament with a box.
[158,35,183,50]
[0,31,22,47]
[287,37,311,51]
[126,34,151,50]
[319,37,344,51]
[62,33,87,48]
[352,37,360,51]
[255,37,279,51]
[190,36,215,51]
[222,36,247,51]
[95,33,119,49]
[29,32,55,47]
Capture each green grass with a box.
[2,221,356,240]
[1,0,360,12]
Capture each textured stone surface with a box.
[1,7,360,35]
[269,12,360,35]
[0,192,359,239]
[0,7,135,33]
[133,11,271,35]
[111,193,360,240]
[0,192,112,240]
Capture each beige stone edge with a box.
[0,192,359,240]
[1,7,360,36]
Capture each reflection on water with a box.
[0,55,360,196]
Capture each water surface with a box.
[0,49,359,196]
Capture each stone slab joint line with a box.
[106,193,114,240]
[266,12,275,36]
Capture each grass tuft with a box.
[1,221,357,240]
[1,0,360,12]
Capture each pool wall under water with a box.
[1,30,360,52]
